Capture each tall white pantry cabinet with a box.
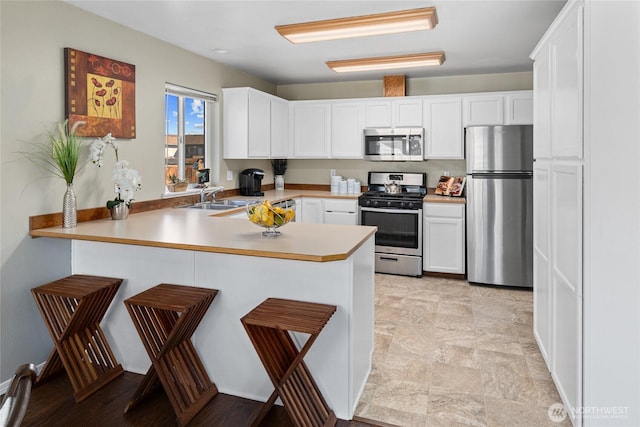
[531,1,640,426]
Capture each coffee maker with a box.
[239,168,264,196]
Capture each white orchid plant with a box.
[89,133,141,209]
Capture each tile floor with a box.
[354,274,572,427]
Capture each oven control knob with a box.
[373,201,379,208]
[400,202,406,209]
[408,202,415,209]
[386,201,392,207]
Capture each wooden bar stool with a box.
[123,284,218,426]
[31,274,124,402]
[241,298,337,427]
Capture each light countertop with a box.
[217,189,466,206]
[30,206,377,262]
[30,189,463,261]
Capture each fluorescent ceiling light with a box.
[326,52,445,73]
[275,7,438,43]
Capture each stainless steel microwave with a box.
[363,128,424,161]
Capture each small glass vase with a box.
[110,203,129,220]
[62,183,77,228]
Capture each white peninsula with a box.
[30,207,376,420]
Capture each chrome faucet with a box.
[200,186,224,203]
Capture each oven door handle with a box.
[360,207,422,215]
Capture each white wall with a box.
[583,2,640,425]
[0,0,274,378]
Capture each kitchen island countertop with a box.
[30,206,377,262]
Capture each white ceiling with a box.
[66,0,566,85]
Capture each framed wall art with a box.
[64,48,136,138]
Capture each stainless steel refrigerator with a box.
[465,125,533,288]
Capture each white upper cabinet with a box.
[270,97,289,158]
[505,92,534,125]
[224,87,531,160]
[365,98,422,128]
[423,96,463,159]
[364,101,392,127]
[331,102,364,158]
[392,98,423,127]
[533,50,552,159]
[247,89,271,157]
[223,87,250,159]
[223,87,288,159]
[291,101,331,158]
[550,5,583,159]
[463,91,533,127]
[463,95,504,126]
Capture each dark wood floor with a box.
[21,372,390,427]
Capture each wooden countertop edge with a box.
[30,223,378,262]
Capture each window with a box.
[164,84,217,189]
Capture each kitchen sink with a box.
[180,200,253,210]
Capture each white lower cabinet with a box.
[323,199,358,225]
[299,198,324,224]
[550,162,583,423]
[298,198,359,225]
[423,203,465,274]
[533,160,552,365]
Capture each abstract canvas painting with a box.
[64,48,136,138]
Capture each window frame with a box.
[164,83,217,192]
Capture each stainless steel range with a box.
[358,172,426,277]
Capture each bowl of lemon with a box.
[246,200,295,237]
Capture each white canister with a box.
[353,181,362,194]
[331,175,342,193]
[347,178,355,193]
[338,179,347,194]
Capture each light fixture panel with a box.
[326,52,445,73]
[276,7,438,43]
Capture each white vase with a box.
[110,203,129,220]
[62,183,77,228]
[275,175,285,191]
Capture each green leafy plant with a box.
[23,120,86,184]
[168,174,187,184]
